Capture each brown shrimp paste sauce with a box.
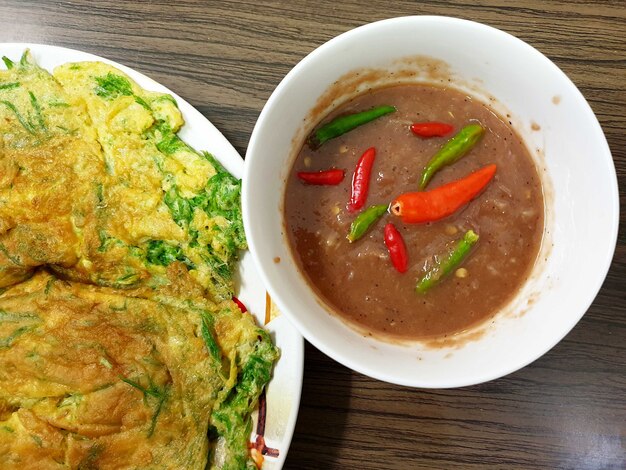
[285,85,544,340]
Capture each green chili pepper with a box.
[346,204,388,243]
[419,124,485,190]
[416,229,479,294]
[308,105,396,149]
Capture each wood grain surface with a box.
[1,1,624,468]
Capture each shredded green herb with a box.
[202,252,232,285]
[127,246,143,258]
[154,121,189,155]
[146,240,194,269]
[28,91,46,130]
[0,99,36,134]
[114,271,140,287]
[158,152,245,299]
[120,376,168,437]
[94,73,133,99]
[0,326,31,348]
[134,95,151,110]
[0,243,22,266]
[95,183,105,208]
[99,357,113,369]
[120,376,161,399]
[97,229,111,252]
[163,186,194,227]
[152,153,165,172]
[19,51,29,67]
[0,82,20,90]
[58,394,82,408]
[48,100,70,107]
[199,312,221,362]
[2,56,14,69]
[103,154,114,175]
[201,151,226,173]
[0,309,39,323]
[153,94,178,106]
[55,125,78,135]
[44,278,55,295]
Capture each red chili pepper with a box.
[297,168,345,185]
[391,164,497,223]
[383,223,408,273]
[232,296,248,313]
[348,147,376,212]
[410,121,454,138]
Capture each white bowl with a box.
[243,16,619,388]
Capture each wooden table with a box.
[2,1,624,468]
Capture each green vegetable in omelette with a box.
[0,325,31,349]
[146,240,195,269]
[28,91,46,131]
[120,375,169,437]
[133,95,151,110]
[164,185,195,227]
[2,56,14,69]
[94,72,134,99]
[0,54,48,137]
[154,120,190,155]
[152,141,246,301]
[0,82,20,90]
[210,328,278,469]
[94,72,153,111]
[199,311,222,361]
[0,99,37,134]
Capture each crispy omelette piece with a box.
[0,52,246,302]
[0,271,278,469]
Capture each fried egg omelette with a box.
[0,51,245,303]
[0,51,278,469]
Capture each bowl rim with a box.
[243,15,620,387]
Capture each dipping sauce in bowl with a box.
[284,84,544,339]
[244,16,618,386]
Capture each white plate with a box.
[1,43,303,469]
